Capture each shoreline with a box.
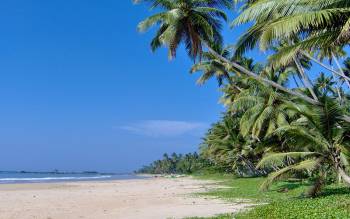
[0,174,147,185]
[0,176,251,219]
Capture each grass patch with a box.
[190,174,350,219]
[186,214,233,219]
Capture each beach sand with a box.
[0,176,251,219]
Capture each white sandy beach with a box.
[0,176,251,219]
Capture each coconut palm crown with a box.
[135,0,231,61]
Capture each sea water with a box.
[0,171,144,184]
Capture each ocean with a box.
[0,171,144,184]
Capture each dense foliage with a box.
[188,174,350,219]
[135,0,350,217]
[136,153,211,174]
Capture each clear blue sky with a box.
[0,1,338,173]
[0,0,229,173]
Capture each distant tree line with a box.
[136,152,212,174]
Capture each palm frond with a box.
[260,158,321,191]
[257,152,318,169]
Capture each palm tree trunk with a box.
[328,54,344,102]
[327,62,343,101]
[200,43,350,124]
[306,173,325,197]
[335,84,342,102]
[343,115,350,123]
[202,43,320,105]
[332,150,350,185]
[291,67,309,88]
[332,53,350,89]
[301,51,350,84]
[297,73,306,87]
[338,168,350,185]
[293,57,318,101]
[338,172,342,184]
[292,74,301,88]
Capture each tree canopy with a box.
[136,0,350,196]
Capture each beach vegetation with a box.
[136,152,212,174]
[190,174,350,219]
[135,0,350,217]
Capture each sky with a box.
[0,0,230,173]
[0,1,340,173]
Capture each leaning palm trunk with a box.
[292,74,302,88]
[332,151,350,185]
[301,52,350,84]
[327,64,343,101]
[334,82,342,102]
[332,53,350,89]
[203,47,350,123]
[202,42,320,105]
[331,71,343,102]
[239,155,265,176]
[307,173,325,197]
[338,172,343,184]
[293,56,318,100]
[338,168,350,185]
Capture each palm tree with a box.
[135,0,319,105]
[257,96,350,197]
[233,0,350,87]
[190,48,263,95]
[314,73,337,97]
[313,46,350,91]
[137,152,208,174]
[200,113,263,176]
[232,68,297,140]
[233,0,350,55]
[190,45,233,86]
[135,0,229,60]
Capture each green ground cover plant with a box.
[191,174,350,219]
